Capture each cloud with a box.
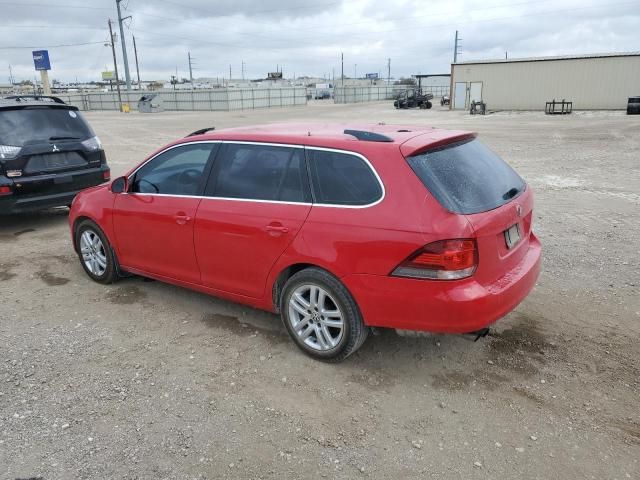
[1,0,638,83]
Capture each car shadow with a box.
[0,207,70,238]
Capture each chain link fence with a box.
[53,88,308,112]
[334,86,450,104]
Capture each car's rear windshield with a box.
[406,138,525,215]
[0,106,94,146]
[629,97,640,104]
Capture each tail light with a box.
[391,239,478,280]
[0,185,12,196]
[81,136,102,152]
[103,169,111,181]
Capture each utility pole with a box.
[116,0,132,91]
[341,52,344,85]
[241,61,245,81]
[453,30,462,64]
[188,51,194,86]
[132,35,141,89]
[354,64,357,80]
[387,58,391,85]
[107,19,123,111]
[229,64,232,81]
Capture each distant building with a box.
[450,51,640,110]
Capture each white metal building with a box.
[450,52,640,110]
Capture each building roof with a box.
[455,51,640,66]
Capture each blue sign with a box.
[366,73,378,79]
[32,50,51,71]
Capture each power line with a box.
[151,0,343,17]
[0,41,107,50]
[0,1,110,9]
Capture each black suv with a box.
[0,95,110,214]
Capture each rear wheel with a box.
[75,220,119,284]
[280,268,368,362]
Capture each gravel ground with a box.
[1,102,639,479]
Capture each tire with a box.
[426,101,432,109]
[280,268,369,362]
[75,220,119,284]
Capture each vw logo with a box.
[52,144,60,152]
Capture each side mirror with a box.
[111,176,129,194]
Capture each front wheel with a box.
[75,220,119,284]
[280,268,368,362]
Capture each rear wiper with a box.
[502,187,520,200]
[49,136,80,141]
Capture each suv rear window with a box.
[407,138,525,215]
[0,106,94,146]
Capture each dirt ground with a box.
[1,101,638,480]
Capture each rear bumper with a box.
[0,166,108,215]
[342,234,542,333]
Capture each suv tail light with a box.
[103,168,111,181]
[0,145,21,160]
[81,136,102,152]
[0,185,12,196]
[391,239,478,280]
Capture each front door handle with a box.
[174,213,192,225]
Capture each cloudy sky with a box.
[1,0,638,83]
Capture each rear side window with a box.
[307,150,382,206]
[407,139,525,215]
[0,107,94,146]
[207,144,310,203]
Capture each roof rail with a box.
[186,127,216,137]
[344,129,393,142]
[4,95,66,104]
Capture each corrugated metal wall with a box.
[451,55,640,110]
[55,88,307,111]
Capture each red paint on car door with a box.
[194,199,310,298]
[113,194,202,283]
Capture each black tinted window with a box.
[307,150,382,205]
[0,107,94,146]
[132,143,214,195]
[208,144,310,202]
[407,139,525,215]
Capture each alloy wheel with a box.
[80,229,107,277]
[288,284,344,351]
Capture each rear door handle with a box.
[265,224,289,234]
[174,213,192,225]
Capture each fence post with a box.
[251,89,255,109]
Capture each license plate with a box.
[504,223,521,249]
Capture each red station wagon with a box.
[69,124,541,361]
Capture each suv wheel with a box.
[280,268,368,362]
[75,220,119,284]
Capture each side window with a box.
[206,144,310,203]
[132,143,215,195]
[307,150,382,206]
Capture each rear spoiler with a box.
[400,132,477,158]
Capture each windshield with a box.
[0,106,94,146]
[407,138,526,215]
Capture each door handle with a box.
[174,213,192,225]
[265,224,289,234]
